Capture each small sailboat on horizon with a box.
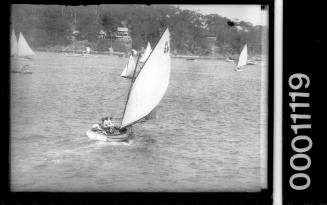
[235,44,247,71]
[17,32,35,58]
[11,31,34,74]
[11,65,32,74]
[86,28,171,142]
[120,55,137,79]
[121,42,152,79]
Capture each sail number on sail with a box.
[288,73,312,190]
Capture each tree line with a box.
[11,4,268,55]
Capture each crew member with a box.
[103,117,115,134]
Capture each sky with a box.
[177,5,268,26]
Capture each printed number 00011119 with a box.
[288,73,312,191]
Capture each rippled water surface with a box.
[11,52,268,192]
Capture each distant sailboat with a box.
[17,32,35,57]
[86,28,171,142]
[11,31,33,74]
[139,42,152,63]
[235,44,247,71]
[11,64,32,74]
[120,55,136,79]
[11,30,18,56]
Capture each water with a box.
[10,52,268,192]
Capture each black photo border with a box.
[2,1,274,204]
[282,0,326,204]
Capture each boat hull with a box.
[86,130,130,142]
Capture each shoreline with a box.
[171,55,225,60]
[33,48,265,61]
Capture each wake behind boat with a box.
[86,127,129,142]
[86,28,171,142]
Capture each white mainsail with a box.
[121,28,170,128]
[139,42,152,63]
[11,30,18,56]
[17,32,35,56]
[121,56,136,78]
[237,44,248,68]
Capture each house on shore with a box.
[112,27,132,54]
[97,30,107,39]
[115,27,131,41]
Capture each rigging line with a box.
[120,53,141,129]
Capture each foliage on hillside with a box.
[11,4,268,55]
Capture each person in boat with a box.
[103,117,115,134]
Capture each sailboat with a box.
[235,44,248,71]
[120,55,136,79]
[17,32,35,57]
[86,28,171,142]
[11,65,32,74]
[139,42,152,63]
[11,32,34,74]
[11,30,18,56]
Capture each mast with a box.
[120,54,141,128]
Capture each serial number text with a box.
[288,73,312,190]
